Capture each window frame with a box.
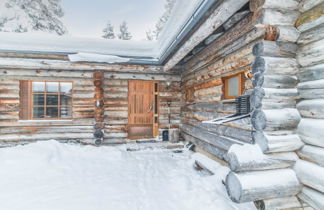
[24,80,73,120]
[222,72,245,100]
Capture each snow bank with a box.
[0,140,256,210]
[68,53,130,63]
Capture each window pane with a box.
[46,95,58,105]
[60,107,72,118]
[33,94,44,106]
[32,82,45,93]
[46,107,58,118]
[33,107,44,118]
[60,95,72,106]
[60,82,72,95]
[228,76,239,97]
[46,82,59,93]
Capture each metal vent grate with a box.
[235,95,250,115]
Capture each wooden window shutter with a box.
[19,80,31,120]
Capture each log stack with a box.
[295,1,324,209]
[226,0,306,208]
[93,71,105,145]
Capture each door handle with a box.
[148,105,153,112]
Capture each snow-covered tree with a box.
[0,0,67,35]
[102,21,115,39]
[118,21,132,40]
[147,0,176,40]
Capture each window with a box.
[19,81,72,120]
[222,73,245,99]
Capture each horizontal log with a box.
[297,99,324,118]
[261,75,298,88]
[252,56,298,75]
[298,145,324,167]
[182,132,227,160]
[253,40,297,58]
[299,65,324,81]
[298,23,324,45]
[255,9,300,26]
[181,124,243,151]
[277,26,299,43]
[227,144,295,172]
[226,169,301,202]
[263,88,298,99]
[254,131,304,153]
[250,0,299,11]
[298,118,324,147]
[255,196,302,210]
[294,159,324,193]
[104,72,181,81]
[252,108,301,131]
[0,132,94,141]
[298,187,324,210]
[297,39,324,67]
[296,2,324,32]
[223,10,250,30]
[299,0,324,12]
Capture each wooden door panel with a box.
[128,81,154,139]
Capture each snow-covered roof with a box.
[0,0,215,65]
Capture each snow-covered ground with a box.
[0,140,256,210]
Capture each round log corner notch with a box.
[93,71,104,145]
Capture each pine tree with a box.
[118,21,132,40]
[0,0,67,35]
[102,21,115,39]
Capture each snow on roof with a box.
[0,0,205,64]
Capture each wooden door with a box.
[128,81,154,139]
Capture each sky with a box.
[61,0,166,40]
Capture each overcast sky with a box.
[61,0,166,40]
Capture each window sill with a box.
[19,120,73,122]
[221,99,235,103]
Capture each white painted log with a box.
[299,0,324,12]
[277,26,299,43]
[225,169,301,202]
[298,64,324,82]
[252,56,298,75]
[253,40,297,58]
[298,118,324,147]
[298,145,324,167]
[163,0,249,71]
[255,196,302,210]
[294,159,324,193]
[297,99,324,118]
[254,131,304,153]
[298,187,324,210]
[256,9,300,26]
[250,0,299,11]
[227,144,295,172]
[297,39,324,67]
[299,88,324,99]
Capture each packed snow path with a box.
[0,140,255,210]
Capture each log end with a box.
[225,172,243,203]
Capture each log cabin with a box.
[0,0,324,209]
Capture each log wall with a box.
[180,0,305,208]
[295,1,324,209]
[0,56,182,145]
